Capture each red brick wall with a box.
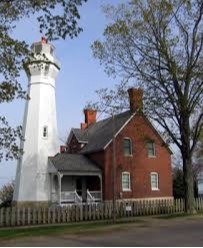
[103,114,173,200]
[88,151,105,169]
[88,151,105,199]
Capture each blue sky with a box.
[0,0,123,187]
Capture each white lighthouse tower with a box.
[13,37,60,206]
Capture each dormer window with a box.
[43,126,48,138]
[123,138,132,156]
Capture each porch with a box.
[52,190,102,205]
[51,174,102,205]
[48,153,102,205]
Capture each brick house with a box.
[49,88,173,204]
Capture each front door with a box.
[76,178,82,197]
[76,177,87,202]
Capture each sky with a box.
[0,0,123,188]
[0,0,179,189]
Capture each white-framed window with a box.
[123,138,133,156]
[147,141,156,157]
[122,172,131,191]
[43,126,48,138]
[150,172,159,190]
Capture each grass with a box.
[154,212,203,219]
[0,218,147,240]
[0,222,105,240]
[1,213,203,240]
[154,213,190,219]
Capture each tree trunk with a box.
[182,156,196,213]
[181,109,196,214]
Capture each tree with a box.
[173,167,185,199]
[0,0,87,161]
[193,130,203,193]
[193,130,203,170]
[173,166,198,199]
[0,181,14,208]
[91,0,203,213]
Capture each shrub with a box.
[0,181,14,208]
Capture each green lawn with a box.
[1,214,202,240]
[154,212,203,219]
[0,219,146,240]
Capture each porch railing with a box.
[75,190,82,203]
[89,191,102,202]
[61,190,82,203]
[87,189,95,203]
[59,190,101,204]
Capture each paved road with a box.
[1,216,203,246]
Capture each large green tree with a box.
[0,0,87,161]
[91,0,203,213]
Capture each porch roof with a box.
[48,153,101,173]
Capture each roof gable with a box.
[66,128,88,145]
[66,110,172,154]
[79,111,133,154]
[142,115,172,154]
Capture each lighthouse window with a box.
[50,47,53,55]
[44,64,50,75]
[34,44,42,54]
[43,126,48,138]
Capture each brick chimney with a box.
[128,88,143,112]
[41,36,47,43]
[81,108,97,129]
[80,123,88,130]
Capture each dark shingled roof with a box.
[70,110,133,154]
[72,128,88,143]
[49,153,101,172]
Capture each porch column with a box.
[99,174,103,201]
[82,177,86,202]
[57,172,63,205]
[50,174,54,202]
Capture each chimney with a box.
[41,36,47,43]
[80,108,97,129]
[128,88,143,112]
[80,123,88,130]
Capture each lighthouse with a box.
[13,38,60,206]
